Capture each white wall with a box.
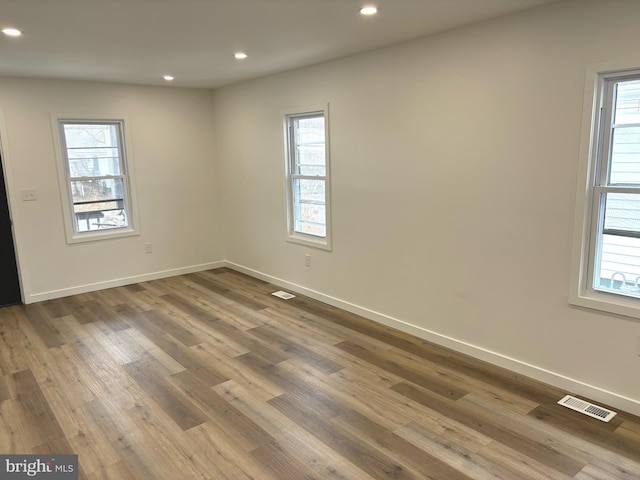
[213,0,640,415]
[0,78,223,302]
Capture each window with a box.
[571,67,640,318]
[53,117,138,243]
[284,106,331,249]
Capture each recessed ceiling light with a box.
[2,28,22,37]
[234,52,248,60]
[360,6,378,15]
[163,75,174,81]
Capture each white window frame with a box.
[51,114,140,244]
[570,61,640,320]
[284,104,332,250]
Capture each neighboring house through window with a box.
[571,65,640,318]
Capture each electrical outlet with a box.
[305,254,311,267]
[144,243,152,254]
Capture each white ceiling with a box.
[0,0,562,89]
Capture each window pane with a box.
[67,150,121,177]
[595,192,640,298]
[71,178,128,231]
[609,126,640,185]
[293,116,325,146]
[292,178,326,237]
[603,193,640,233]
[294,116,326,176]
[64,123,118,149]
[294,205,326,237]
[72,178,127,232]
[614,80,640,125]
[594,234,640,298]
[293,178,325,203]
[71,178,125,205]
[296,145,326,176]
[74,205,128,232]
[64,123,122,176]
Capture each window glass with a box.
[591,78,640,298]
[59,120,133,235]
[285,107,331,249]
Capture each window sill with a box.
[66,227,139,245]
[569,289,640,321]
[286,232,332,251]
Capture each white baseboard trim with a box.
[26,261,226,304]
[226,261,640,417]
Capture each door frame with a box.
[0,108,26,305]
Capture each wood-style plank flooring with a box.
[0,268,639,479]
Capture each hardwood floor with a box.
[0,268,639,479]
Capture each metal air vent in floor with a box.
[558,395,617,422]
[271,290,296,300]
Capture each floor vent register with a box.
[558,395,617,422]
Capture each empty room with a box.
[0,0,639,478]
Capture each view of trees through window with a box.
[61,122,129,232]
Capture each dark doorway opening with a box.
[0,151,22,307]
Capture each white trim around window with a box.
[570,60,640,320]
[283,104,332,250]
[51,114,140,244]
